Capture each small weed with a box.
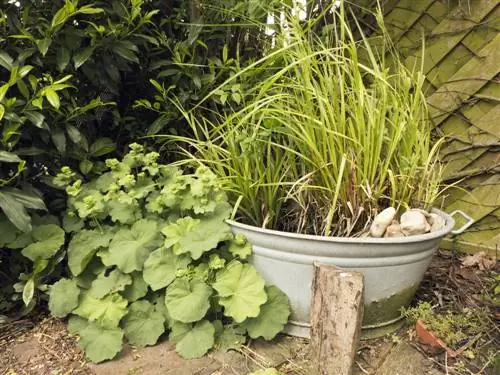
[402,302,489,349]
[391,334,402,344]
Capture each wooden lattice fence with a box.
[383,0,500,255]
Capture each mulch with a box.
[0,316,93,375]
[412,249,499,374]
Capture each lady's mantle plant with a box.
[49,144,290,363]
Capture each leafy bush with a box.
[48,144,290,362]
[0,0,275,315]
[0,0,124,315]
[0,214,65,314]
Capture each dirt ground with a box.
[0,250,498,375]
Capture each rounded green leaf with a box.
[122,300,165,347]
[78,321,124,363]
[68,315,89,335]
[68,229,114,276]
[226,234,252,259]
[21,224,65,261]
[122,271,148,302]
[169,320,215,359]
[161,213,230,260]
[143,247,191,291]
[88,269,132,299]
[216,324,246,351]
[241,286,290,340]
[105,219,163,273]
[165,278,212,323]
[213,261,267,323]
[73,292,128,328]
[75,258,105,289]
[62,213,84,233]
[49,278,80,318]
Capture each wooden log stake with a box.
[310,264,364,375]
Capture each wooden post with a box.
[310,264,364,375]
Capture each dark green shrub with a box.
[0,0,276,315]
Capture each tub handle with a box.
[450,210,475,235]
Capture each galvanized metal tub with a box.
[227,209,472,338]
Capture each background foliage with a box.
[0,0,276,315]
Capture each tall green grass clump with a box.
[169,3,444,237]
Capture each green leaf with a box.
[18,65,33,79]
[57,46,71,71]
[213,261,267,323]
[21,224,65,261]
[162,217,198,248]
[62,213,84,233]
[68,315,89,335]
[241,286,290,340]
[0,84,9,103]
[0,215,19,246]
[161,215,230,260]
[24,111,45,129]
[22,278,35,306]
[51,2,73,28]
[165,278,212,323]
[36,38,52,56]
[73,292,128,328]
[16,80,29,99]
[105,219,163,273]
[227,234,252,259]
[170,320,215,359]
[53,74,72,85]
[6,230,32,249]
[0,104,4,120]
[32,214,59,227]
[154,294,173,329]
[231,92,242,105]
[49,278,80,318]
[147,115,169,135]
[75,258,105,289]
[79,159,93,175]
[143,247,191,291]
[32,97,43,109]
[78,6,105,15]
[88,269,132,299]
[51,128,66,152]
[89,138,116,157]
[0,151,21,163]
[78,321,124,363]
[0,51,13,71]
[1,187,46,210]
[112,42,139,63]
[122,300,165,347]
[73,46,95,69]
[44,87,60,109]
[68,229,114,276]
[216,324,246,351]
[66,124,82,143]
[122,272,148,302]
[108,200,139,224]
